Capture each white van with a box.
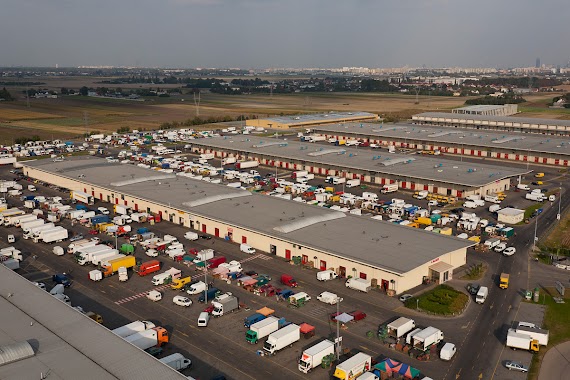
[517,184,530,191]
[240,243,256,254]
[198,311,210,327]
[439,342,456,361]
[475,286,488,304]
[147,290,162,302]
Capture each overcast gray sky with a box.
[1,0,568,68]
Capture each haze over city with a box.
[1,0,569,68]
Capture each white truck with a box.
[186,281,207,295]
[346,179,361,188]
[6,213,36,227]
[263,324,300,355]
[345,278,372,292]
[246,316,280,344]
[0,208,25,225]
[32,226,65,243]
[515,324,549,346]
[194,249,215,263]
[112,320,156,338]
[526,192,546,202]
[362,192,378,201]
[298,340,335,373]
[24,223,55,239]
[123,328,167,350]
[152,267,182,285]
[413,327,444,351]
[2,258,20,270]
[159,353,192,371]
[114,204,132,215]
[476,286,489,304]
[317,270,338,281]
[19,218,44,232]
[218,260,243,274]
[235,161,259,170]
[67,209,85,220]
[212,294,239,317]
[89,249,121,266]
[41,228,69,243]
[75,245,111,265]
[118,267,129,282]
[67,239,99,254]
[0,247,23,261]
[505,328,547,352]
[317,291,342,305]
[333,352,372,380]
[381,183,399,194]
[71,190,94,205]
[387,317,416,339]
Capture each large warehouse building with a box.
[452,104,518,116]
[412,112,570,135]
[245,111,378,130]
[311,122,570,167]
[189,136,529,198]
[23,157,473,293]
[0,265,187,380]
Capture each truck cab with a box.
[499,273,509,289]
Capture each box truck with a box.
[413,327,444,351]
[246,316,281,344]
[345,278,371,292]
[67,239,98,254]
[24,223,55,239]
[298,340,335,373]
[476,286,489,304]
[244,313,266,328]
[75,245,110,265]
[515,324,549,346]
[33,226,65,242]
[387,317,416,339]
[317,291,341,305]
[7,213,36,227]
[159,353,192,371]
[134,260,161,276]
[235,161,259,169]
[212,294,239,316]
[263,324,300,355]
[112,320,156,338]
[506,329,540,352]
[41,228,69,243]
[90,250,121,266]
[381,183,399,194]
[333,352,372,380]
[19,218,43,232]
[71,190,94,205]
[152,267,182,285]
[102,255,136,277]
[346,179,361,188]
[123,327,169,349]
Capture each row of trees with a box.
[0,87,14,101]
[464,94,526,105]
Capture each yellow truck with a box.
[499,273,509,289]
[414,217,432,226]
[97,222,115,233]
[171,276,192,290]
[535,172,545,178]
[102,255,136,277]
[86,311,103,324]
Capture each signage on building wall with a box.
[430,257,440,264]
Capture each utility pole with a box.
[336,296,341,360]
[533,215,538,251]
[557,183,562,221]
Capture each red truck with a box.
[280,274,298,288]
[207,256,226,269]
[134,260,161,276]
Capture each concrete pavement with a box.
[538,341,570,380]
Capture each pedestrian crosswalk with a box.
[114,283,171,305]
[304,305,329,318]
[240,253,272,263]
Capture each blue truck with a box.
[198,287,220,303]
[244,313,266,328]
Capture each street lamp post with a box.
[557,183,562,221]
[533,215,539,251]
[336,296,342,360]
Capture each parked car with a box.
[494,243,507,253]
[199,235,212,240]
[503,247,516,256]
[466,283,481,295]
[33,282,46,290]
[69,234,84,242]
[505,361,528,373]
[173,295,192,307]
[348,310,367,321]
[399,294,413,302]
[97,207,110,215]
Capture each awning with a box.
[429,261,453,273]
[256,307,274,316]
[334,312,354,324]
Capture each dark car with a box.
[200,235,212,240]
[466,283,480,295]
[52,274,72,287]
[451,208,465,214]
[348,310,367,321]
[245,270,258,277]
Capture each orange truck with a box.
[102,255,136,277]
[123,327,169,349]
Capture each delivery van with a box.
[198,312,210,327]
[475,286,488,304]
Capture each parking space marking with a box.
[239,254,272,263]
[114,283,171,305]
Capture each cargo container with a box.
[71,190,94,205]
[235,160,259,169]
[345,278,371,292]
[244,313,266,328]
[387,317,416,339]
[316,270,338,281]
[102,255,136,277]
[67,239,98,254]
[23,222,54,239]
[152,267,182,285]
[90,249,121,266]
[381,183,399,194]
[413,327,444,351]
[212,294,239,316]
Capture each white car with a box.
[399,294,413,302]
[97,207,110,215]
[503,247,516,256]
[428,200,438,206]
[173,295,192,307]
[146,249,159,257]
[33,282,46,290]
[494,243,507,253]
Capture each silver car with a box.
[505,361,528,373]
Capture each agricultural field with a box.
[2,75,570,143]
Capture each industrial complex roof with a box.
[25,157,473,274]
[311,122,570,156]
[0,265,187,380]
[413,112,570,127]
[189,136,529,187]
[453,105,508,112]
[249,112,377,127]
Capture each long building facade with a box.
[22,157,473,293]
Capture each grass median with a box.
[404,284,468,316]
